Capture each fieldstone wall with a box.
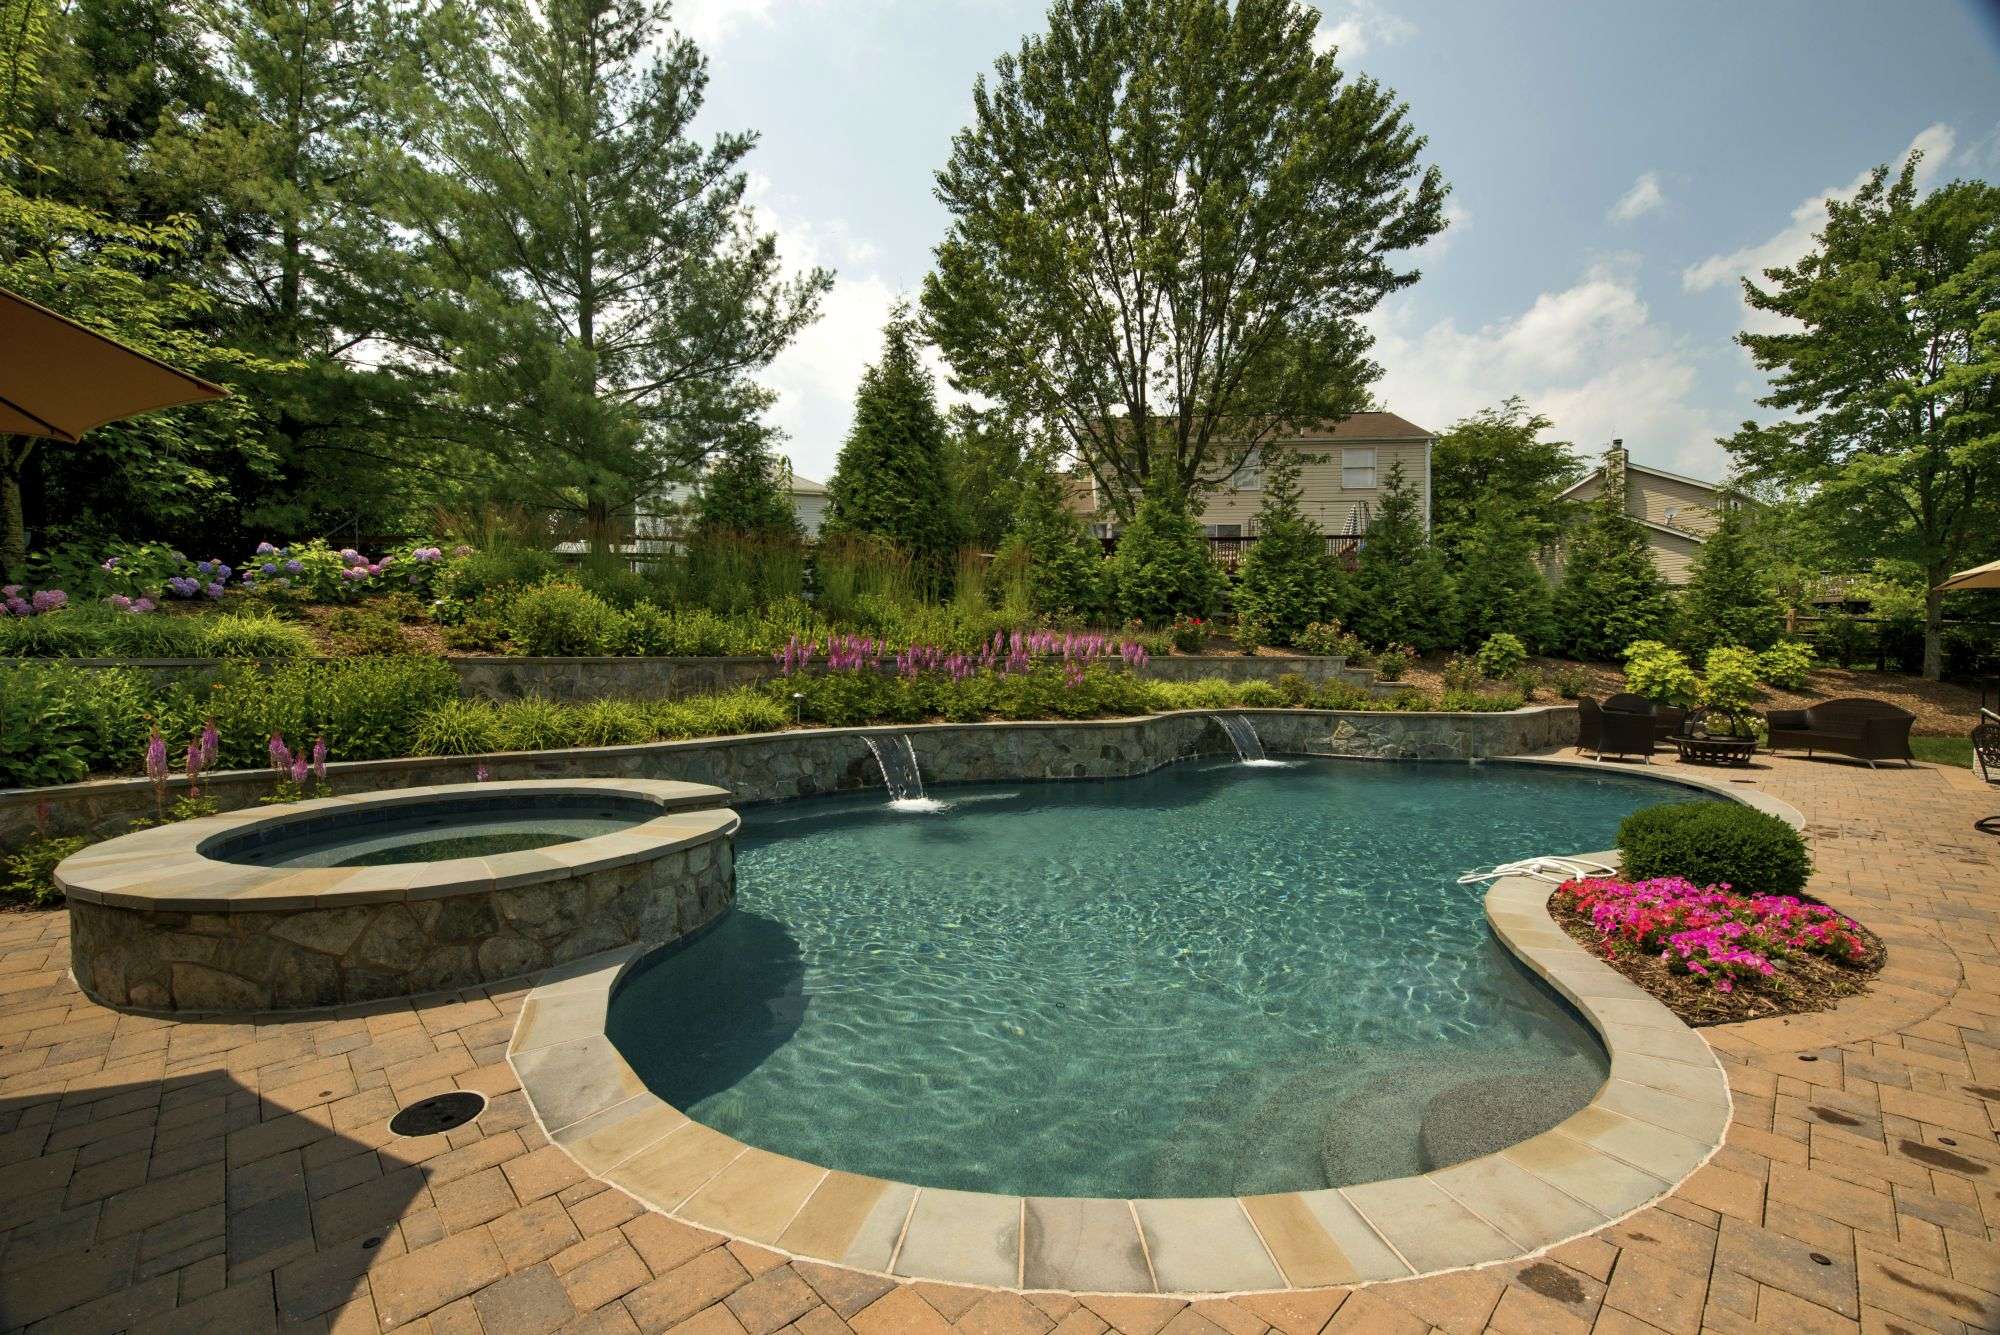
[68,832,734,1012]
[7,707,1579,847]
[10,651,1383,703]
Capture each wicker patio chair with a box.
[1595,708,1656,763]
[1576,696,1603,757]
[1602,692,1682,744]
[1976,712,1999,835]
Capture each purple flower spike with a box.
[291,755,309,785]
[268,734,292,773]
[311,736,327,782]
[144,729,169,783]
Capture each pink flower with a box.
[311,736,327,782]
[268,734,293,772]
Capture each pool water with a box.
[216,799,650,869]
[608,759,1701,1198]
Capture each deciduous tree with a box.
[922,0,1446,518]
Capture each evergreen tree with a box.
[1552,485,1675,660]
[694,433,800,538]
[1349,462,1458,652]
[1452,500,1554,650]
[1233,446,1339,644]
[1430,397,1583,557]
[386,0,830,539]
[1675,501,1781,654]
[824,308,961,588]
[1109,460,1221,625]
[997,465,1104,617]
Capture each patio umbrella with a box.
[1936,557,2000,592]
[0,286,227,442]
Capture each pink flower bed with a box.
[1553,877,1874,994]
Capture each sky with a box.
[675,0,2000,485]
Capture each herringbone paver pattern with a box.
[1,754,1996,1333]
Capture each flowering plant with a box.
[1554,876,1873,994]
[1,585,67,616]
[1169,614,1206,654]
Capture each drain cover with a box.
[389,1091,486,1137]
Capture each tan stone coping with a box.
[513,760,1806,1295]
[56,778,736,912]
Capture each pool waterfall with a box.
[1210,712,1288,767]
[863,733,944,811]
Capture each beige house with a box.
[1554,442,1728,585]
[1068,411,1436,551]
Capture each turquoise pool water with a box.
[608,759,1700,1198]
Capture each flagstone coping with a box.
[514,758,1803,1296]
[55,778,736,911]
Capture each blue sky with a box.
[677,0,2000,484]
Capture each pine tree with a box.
[998,466,1104,617]
[1349,462,1458,652]
[694,435,800,538]
[824,308,961,589]
[1109,460,1221,625]
[1233,447,1339,644]
[1552,486,1675,659]
[1451,500,1554,650]
[1675,501,1781,653]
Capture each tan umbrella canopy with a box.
[0,286,227,442]
[1936,558,2000,593]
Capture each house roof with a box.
[788,474,827,496]
[1558,459,1727,502]
[1638,517,1706,545]
[1279,411,1435,441]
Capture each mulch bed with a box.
[1548,892,1886,1026]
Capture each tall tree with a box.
[1675,501,1781,654]
[1452,500,1554,651]
[1,0,274,575]
[1725,152,2000,679]
[1551,486,1674,660]
[1429,397,1583,555]
[942,404,1032,551]
[1348,461,1457,652]
[998,463,1105,617]
[825,309,961,585]
[1108,459,1221,624]
[385,0,831,540]
[1233,446,1339,643]
[922,0,1447,519]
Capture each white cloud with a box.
[1608,171,1665,223]
[1365,264,1727,479]
[744,178,968,483]
[1682,123,1955,321]
[670,0,781,48]
[1313,1,1415,58]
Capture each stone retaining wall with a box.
[8,652,1384,702]
[5,707,1578,849]
[66,809,737,1013]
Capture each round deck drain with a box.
[389,1091,486,1137]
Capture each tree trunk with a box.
[0,438,31,584]
[1924,575,1945,681]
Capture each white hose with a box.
[1457,855,1617,886]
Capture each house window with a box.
[1205,523,1243,539]
[1229,447,1263,491]
[1341,448,1376,490]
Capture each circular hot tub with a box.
[57,779,738,1013]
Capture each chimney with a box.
[1605,439,1628,502]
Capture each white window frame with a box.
[1229,447,1264,491]
[1341,447,1377,491]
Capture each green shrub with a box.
[1441,654,1481,691]
[413,699,504,756]
[1475,633,1528,679]
[200,613,315,659]
[1232,616,1268,656]
[571,700,652,747]
[1551,663,1591,699]
[1143,678,1242,711]
[1439,687,1526,712]
[1231,448,1341,642]
[1757,640,1814,689]
[494,696,579,751]
[437,542,564,604]
[1109,466,1221,625]
[0,610,104,657]
[1274,672,1313,706]
[1234,680,1281,707]
[0,664,93,787]
[1701,646,1762,720]
[1622,640,1701,709]
[1,833,88,907]
[1509,666,1543,701]
[655,689,790,740]
[1617,801,1811,896]
[506,582,623,656]
[1296,621,1368,662]
[1372,644,1413,682]
[1815,614,1868,669]
[324,607,411,657]
[96,611,209,658]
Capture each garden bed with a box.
[1549,879,1884,1026]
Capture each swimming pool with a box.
[607,759,1704,1199]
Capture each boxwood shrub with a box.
[1617,800,1811,896]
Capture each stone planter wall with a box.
[65,806,736,1013]
[8,651,1385,703]
[5,707,1578,849]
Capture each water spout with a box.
[863,735,947,811]
[1209,714,1290,768]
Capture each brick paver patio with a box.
[2,753,1997,1334]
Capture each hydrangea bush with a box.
[1555,875,1873,993]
